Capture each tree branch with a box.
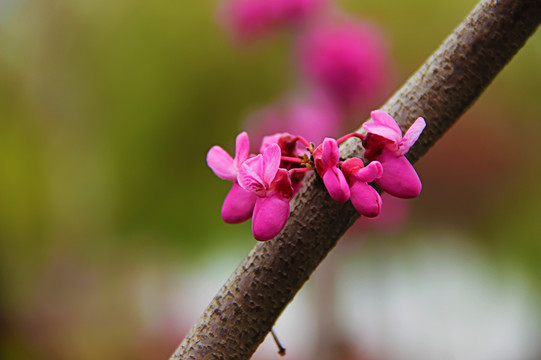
[171,0,540,359]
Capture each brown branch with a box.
[171,0,541,359]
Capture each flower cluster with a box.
[219,0,393,146]
[207,110,426,241]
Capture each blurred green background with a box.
[0,0,540,359]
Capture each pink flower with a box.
[260,132,308,194]
[298,20,392,112]
[341,158,383,217]
[238,143,293,241]
[362,110,426,198]
[313,137,350,202]
[206,132,258,223]
[260,132,303,159]
[220,0,325,41]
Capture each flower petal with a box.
[251,195,290,241]
[221,183,257,224]
[323,167,350,203]
[313,143,325,175]
[270,168,293,200]
[350,181,382,217]
[321,137,340,168]
[376,148,422,198]
[260,133,283,154]
[398,117,426,155]
[262,143,281,186]
[362,110,402,143]
[371,110,402,131]
[234,131,251,168]
[355,160,383,183]
[238,155,266,195]
[341,157,364,178]
[207,145,236,181]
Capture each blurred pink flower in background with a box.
[297,19,393,113]
[225,4,396,149]
[220,0,327,41]
[286,93,342,143]
[244,92,342,148]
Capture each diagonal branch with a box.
[171,0,541,359]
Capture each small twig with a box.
[270,328,286,357]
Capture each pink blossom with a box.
[206,132,258,223]
[260,132,311,194]
[362,110,426,198]
[313,137,350,202]
[261,133,304,190]
[298,20,392,112]
[220,0,326,41]
[341,158,383,217]
[260,132,303,159]
[238,143,293,241]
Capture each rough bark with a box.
[172,0,541,359]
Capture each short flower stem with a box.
[296,136,311,148]
[337,132,365,145]
[289,167,312,175]
[270,328,286,357]
[281,156,302,163]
